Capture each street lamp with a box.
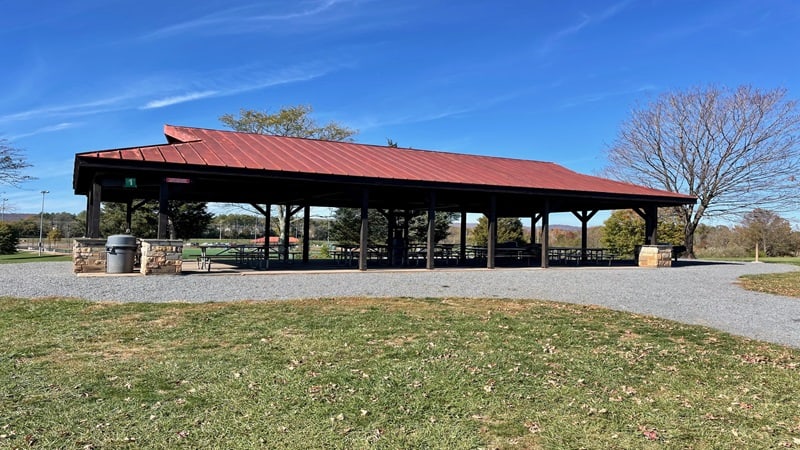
[1,195,7,222]
[38,190,49,256]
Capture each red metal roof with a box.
[75,124,694,200]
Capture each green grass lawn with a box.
[0,252,72,264]
[2,297,799,449]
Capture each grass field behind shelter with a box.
[2,296,799,449]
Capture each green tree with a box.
[408,212,457,243]
[469,216,524,246]
[220,104,357,141]
[101,202,157,237]
[46,228,63,248]
[606,85,800,258]
[100,201,212,239]
[601,210,643,258]
[169,202,214,239]
[739,208,796,257]
[9,216,39,237]
[329,208,387,245]
[0,222,19,254]
[693,224,748,258]
[601,209,688,257]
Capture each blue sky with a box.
[2,0,799,226]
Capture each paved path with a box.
[2,260,799,348]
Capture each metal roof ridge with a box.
[164,124,561,165]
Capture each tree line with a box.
[3,204,796,260]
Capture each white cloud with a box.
[142,90,219,109]
[141,0,352,40]
[5,122,80,140]
[539,1,633,54]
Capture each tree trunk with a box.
[684,222,697,259]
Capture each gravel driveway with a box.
[2,260,799,348]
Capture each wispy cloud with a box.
[0,95,132,124]
[141,0,353,40]
[2,62,344,126]
[139,64,339,110]
[353,87,538,131]
[559,84,657,109]
[539,1,633,54]
[142,90,219,109]
[4,122,80,141]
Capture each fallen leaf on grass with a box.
[638,425,659,441]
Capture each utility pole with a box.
[38,190,49,256]
[1,195,7,222]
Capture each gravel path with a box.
[2,261,800,348]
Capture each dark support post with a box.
[460,211,467,265]
[302,205,310,264]
[426,192,436,270]
[572,210,597,265]
[157,180,169,239]
[264,204,271,269]
[387,210,395,266]
[87,180,101,238]
[541,200,550,268]
[487,195,497,269]
[250,203,271,269]
[634,206,659,245]
[530,213,542,244]
[359,189,369,271]
[645,205,658,244]
[125,199,133,233]
[283,206,291,263]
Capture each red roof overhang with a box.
[73,124,695,215]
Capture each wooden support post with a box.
[634,206,659,245]
[87,180,102,238]
[387,210,396,266]
[460,210,467,265]
[125,199,133,233]
[541,200,550,268]
[157,180,169,239]
[359,189,369,271]
[572,210,597,265]
[283,206,292,263]
[488,195,497,269]
[250,203,271,269]
[426,192,436,270]
[302,205,310,264]
[530,213,541,244]
[264,204,271,269]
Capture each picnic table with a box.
[547,247,616,265]
[197,243,270,271]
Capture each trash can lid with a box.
[106,234,137,247]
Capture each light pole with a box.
[1,195,7,222]
[38,190,49,256]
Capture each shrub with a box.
[0,223,19,254]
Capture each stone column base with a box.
[140,239,183,275]
[73,238,107,274]
[638,245,672,268]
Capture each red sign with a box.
[165,177,191,184]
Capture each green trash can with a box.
[106,234,137,273]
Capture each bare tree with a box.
[605,85,800,257]
[0,139,32,187]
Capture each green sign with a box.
[124,177,137,188]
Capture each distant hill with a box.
[1,213,35,223]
